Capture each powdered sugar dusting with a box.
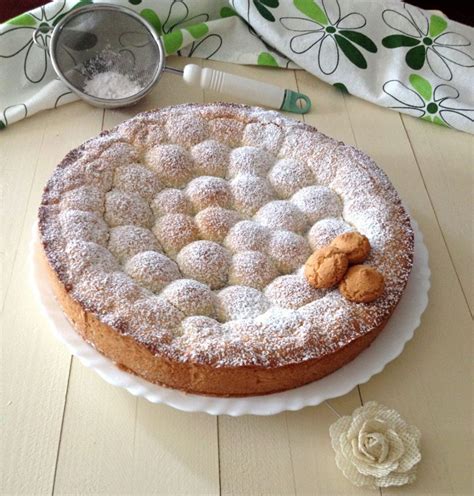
[224,220,270,253]
[307,218,354,251]
[83,71,142,99]
[242,122,283,154]
[162,279,216,317]
[60,186,104,213]
[216,285,270,321]
[195,206,240,242]
[254,200,308,234]
[151,188,192,217]
[265,275,325,309]
[230,174,276,216]
[108,225,161,263]
[268,158,314,198]
[152,213,198,257]
[291,186,342,223]
[191,140,230,177]
[39,103,414,368]
[229,250,279,289]
[268,230,311,274]
[228,146,273,178]
[104,189,153,228]
[59,210,109,246]
[186,176,231,211]
[113,164,162,201]
[124,251,180,292]
[177,240,231,290]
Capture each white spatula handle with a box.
[182,64,311,114]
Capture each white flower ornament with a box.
[329,401,421,488]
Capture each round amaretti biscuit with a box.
[304,246,349,289]
[331,231,371,264]
[339,265,385,303]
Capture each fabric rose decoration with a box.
[329,401,421,488]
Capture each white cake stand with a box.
[31,219,430,416]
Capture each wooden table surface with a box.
[2,57,473,496]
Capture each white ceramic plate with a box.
[31,219,430,416]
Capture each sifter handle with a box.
[182,64,311,114]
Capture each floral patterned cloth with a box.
[0,0,472,132]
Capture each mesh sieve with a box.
[47,4,164,107]
[33,3,311,113]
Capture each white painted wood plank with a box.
[286,396,373,496]
[54,57,220,496]
[130,401,219,495]
[342,93,473,495]
[204,62,366,496]
[1,117,46,307]
[54,363,220,495]
[295,70,356,145]
[290,71,372,496]
[402,114,473,314]
[2,101,103,495]
[203,62,298,496]
[52,361,137,495]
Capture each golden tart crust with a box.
[39,103,414,396]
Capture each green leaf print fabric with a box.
[0,0,472,133]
